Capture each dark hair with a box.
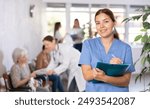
[73,18,80,28]
[95,8,119,39]
[54,22,61,36]
[43,35,59,46]
[42,45,45,50]
[43,35,54,42]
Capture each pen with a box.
[112,54,116,58]
[111,54,123,64]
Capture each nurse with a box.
[79,8,135,92]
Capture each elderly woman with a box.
[10,47,48,92]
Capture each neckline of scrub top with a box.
[98,37,117,55]
[97,37,117,63]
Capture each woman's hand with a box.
[93,68,105,81]
[81,65,105,81]
[46,70,54,75]
[31,72,36,78]
[92,68,98,79]
[110,57,122,64]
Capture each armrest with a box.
[10,86,32,92]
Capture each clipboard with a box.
[90,62,130,83]
[96,62,130,76]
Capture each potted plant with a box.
[123,7,150,91]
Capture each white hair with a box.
[12,47,28,64]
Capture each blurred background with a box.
[0,0,149,92]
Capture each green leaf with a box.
[132,15,142,20]
[143,13,149,22]
[146,54,150,64]
[148,35,150,42]
[134,35,142,41]
[141,35,148,43]
[135,74,142,83]
[140,43,149,56]
[140,28,147,32]
[143,43,150,51]
[135,67,149,83]
[143,8,150,13]
[134,58,140,66]
[143,22,150,29]
[141,56,147,65]
[122,18,131,23]
[141,67,147,74]
[140,47,145,56]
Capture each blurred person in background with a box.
[70,19,84,52]
[54,22,64,43]
[35,45,64,92]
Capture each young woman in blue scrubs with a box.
[79,8,135,92]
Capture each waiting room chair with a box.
[3,73,32,92]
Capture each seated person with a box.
[36,45,50,69]
[35,45,64,92]
[10,47,48,92]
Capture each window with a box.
[128,5,145,43]
[70,4,90,39]
[43,3,147,44]
[45,3,66,37]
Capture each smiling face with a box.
[95,12,116,38]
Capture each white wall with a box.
[0,0,43,71]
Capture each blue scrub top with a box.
[79,37,135,92]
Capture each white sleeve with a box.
[46,55,57,71]
[34,69,47,75]
[53,45,71,75]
